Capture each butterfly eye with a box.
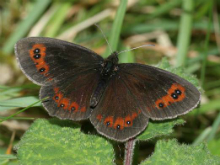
[55,96,59,100]
[71,107,75,111]
[60,104,65,107]
[34,54,41,59]
[175,89,182,95]
[34,48,40,53]
[171,93,178,99]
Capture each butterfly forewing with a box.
[119,63,200,120]
[15,37,103,85]
[15,37,104,120]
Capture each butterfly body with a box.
[100,52,119,78]
[15,37,200,142]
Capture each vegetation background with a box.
[0,0,220,164]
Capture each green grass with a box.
[103,0,128,57]
[176,0,194,67]
[200,0,213,87]
[2,0,51,54]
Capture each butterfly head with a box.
[106,51,119,63]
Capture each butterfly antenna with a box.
[95,24,113,53]
[118,44,155,55]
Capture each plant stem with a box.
[124,138,136,165]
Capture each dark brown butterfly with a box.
[15,37,200,142]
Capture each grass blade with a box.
[2,0,51,54]
[103,0,128,57]
[44,2,72,37]
[176,0,194,67]
[0,97,48,123]
[192,127,212,145]
[207,112,220,142]
[200,1,213,87]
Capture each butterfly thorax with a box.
[101,51,119,79]
[90,52,119,107]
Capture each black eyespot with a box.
[60,104,65,107]
[117,125,120,129]
[126,121,131,125]
[175,89,182,95]
[34,48,40,53]
[34,54,41,59]
[106,122,110,126]
[159,103,164,108]
[39,68,45,72]
[71,107,75,111]
[171,93,178,99]
[55,96,59,100]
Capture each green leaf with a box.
[208,139,220,156]
[137,119,184,141]
[140,139,220,165]
[15,119,115,165]
[0,96,41,111]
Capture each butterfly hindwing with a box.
[15,37,103,85]
[119,63,201,120]
[90,73,149,142]
[40,69,101,120]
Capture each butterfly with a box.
[15,37,200,142]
